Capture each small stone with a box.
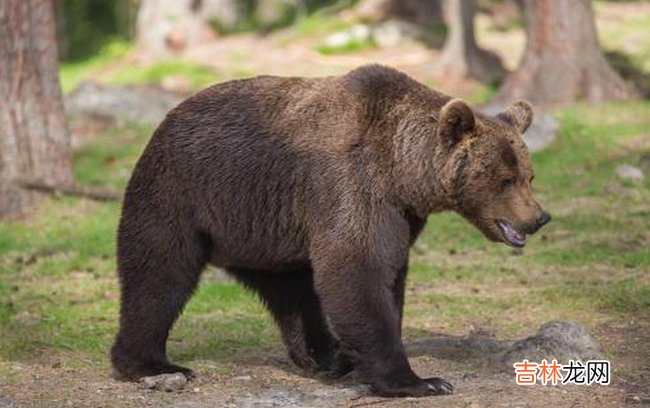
[324,32,352,48]
[462,372,479,381]
[372,20,424,48]
[202,266,233,283]
[324,24,371,48]
[626,395,650,405]
[0,397,19,407]
[349,24,372,41]
[615,164,645,183]
[140,372,188,392]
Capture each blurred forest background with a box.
[1,1,649,407]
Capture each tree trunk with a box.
[494,0,634,105]
[435,0,505,84]
[355,0,443,25]
[136,0,241,60]
[0,0,73,218]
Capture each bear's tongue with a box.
[498,220,526,247]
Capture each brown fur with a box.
[111,65,550,397]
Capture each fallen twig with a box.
[19,178,123,202]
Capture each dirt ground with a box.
[0,320,643,408]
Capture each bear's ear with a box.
[438,98,476,146]
[497,100,534,134]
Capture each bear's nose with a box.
[537,211,551,228]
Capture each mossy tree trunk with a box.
[494,0,634,105]
[0,0,73,218]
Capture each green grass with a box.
[293,13,354,39]
[59,40,132,93]
[109,61,220,89]
[315,36,377,55]
[73,123,152,189]
[59,40,221,94]
[467,84,499,105]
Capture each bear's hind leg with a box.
[111,221,209,381]
[230,267,352,378]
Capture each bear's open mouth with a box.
[496,219,526,247]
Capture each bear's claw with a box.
[424,377,453,395]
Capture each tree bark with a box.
[356,0,443,25]
[435,0,505,84]
[0,0,73,218]
[494,0,634,105]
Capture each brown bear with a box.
[111,64,550,397]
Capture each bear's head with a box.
[437,99,551,248]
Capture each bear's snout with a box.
[522,210,551,235]
[537,211,551,228]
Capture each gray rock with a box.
[0,397,22,408]
[141,372,188,392]
[323,20,433,50]
[202,266,232,283]
[408,320,603,372]
[615,164,645,183]
[626,395,650,405]
[65,81,183,126]
[324,24,372,48]
[372,20,426,48]
[482,105,558,152]
[501,320,603,366]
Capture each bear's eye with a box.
[502,178,517,189]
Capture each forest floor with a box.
[1,2,649,407]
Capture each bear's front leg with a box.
[309,233,453,397]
